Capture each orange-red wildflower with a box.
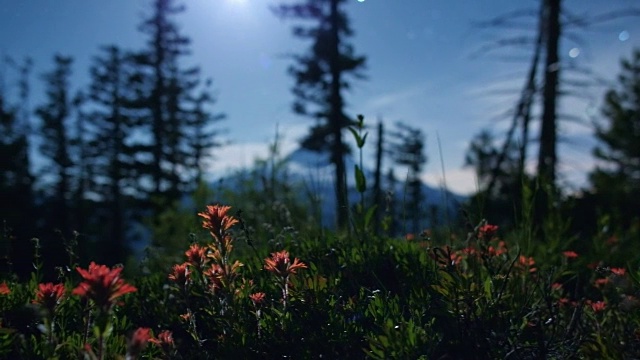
[33,283,66,314]
[518,255,537,273]
[0,282,10,295]
[72,262,137,311]
[449,252,463,266]
[127,327,151,358]
[461,247,477,256]
[589,300,606,313]
[149,330,175,351]
[594,277,610,287]
[185,244,209,270]
[558,297,578,307]
[478,224,499,240]
[205,263,225,291]
[198,204,239,240]
[249,292,266,306]
[562,251,579,259]
[405,233,415,241]
[488,241,508,257]
[611,267,626,276]
[264,250,307,277]
[168,263,191,287]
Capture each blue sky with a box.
[0,0,638,194]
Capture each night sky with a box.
[1,0,638,194]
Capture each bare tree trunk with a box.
[486,1,545,197]
[537,0,561,186]
[329,0,349,229]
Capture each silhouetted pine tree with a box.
[35,55,80,276]
[36,55,75,236]
[184,80,225,189]
[85,45,140,264]
[464,129,521,226]
[273,0,366,229]
[131,0,208,206]
[0,72,35,275]
[389,121,427,234]
[590,49,640,227]
[69,91,95,238]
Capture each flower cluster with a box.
[127,327,151,359]
[264,250,307,277]
[33,283,66,315]
[72,262,137,311]
[0,282,10,295]
[198,204,238,244]
[478,223,499,241]
[149,330,175,355]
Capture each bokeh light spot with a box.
[619,30,630,42]
[569,48,580,58]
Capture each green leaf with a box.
[360,132,368,147]
[364,205,378,228]
[483,276,493,300]
[348,127,363,147]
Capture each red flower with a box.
[33,283,66,314]
[264,250,307,277]
[205,263,225,291]
[127,327,151,358]
[185,244,209,269]
[488,241,508,257]
[450,252,463,266]
[589,300,606,313]
[558,297,570,306]
[461,247,477,256]
[72,262,136,311]
[518,255,537,273]
[198,205,239,240]
[611,267,626,276]
[149,330,175,350]
[405,233,415,241]
[168,263,191,286]
[562,251,579,259]
[0,282,10,295]
[249,292,266,306]
[478,224,499,240]
[594,278,610,287]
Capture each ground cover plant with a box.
[1,197,639,359]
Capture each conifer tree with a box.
[0,57,35,276]
[0,91,33,275]
[36,55,75,236]
[185,80,225,189]
[131,0,207,205]
[273,0,366,229]
[389,121,427,234]
[86,45,139,263]
[590,50,640,226]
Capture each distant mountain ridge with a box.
[215,147,466,230]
